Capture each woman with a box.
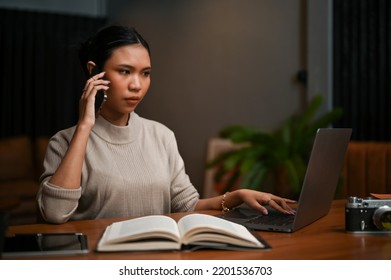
[37,25,295,224]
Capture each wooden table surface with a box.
[3,199,391,260]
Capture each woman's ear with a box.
[86,61,97,76]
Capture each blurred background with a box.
[0,0,390,203]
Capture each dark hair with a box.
[79,25,151,77]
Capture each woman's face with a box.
[100,44,151,124]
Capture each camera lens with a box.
[372,206,391,230]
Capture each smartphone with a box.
[2,233,89,258]
[91,66,107,116]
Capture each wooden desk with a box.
[3,200,391,260]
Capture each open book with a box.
[96,213,270,252]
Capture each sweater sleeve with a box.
[37,130,82,224]
[167,133,200,212]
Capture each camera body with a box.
[345,196,391,232]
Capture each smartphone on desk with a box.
[2,233,89,258]
[91,66,107,116]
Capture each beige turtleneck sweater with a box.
[37,112,199,224]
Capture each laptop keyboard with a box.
[245,211,295,227]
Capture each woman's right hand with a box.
[48,72,109,190]
[78,71,110,128]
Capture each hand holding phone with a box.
[90,66,108,116]
[94,89,107,116]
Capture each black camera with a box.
[345,196,391,233]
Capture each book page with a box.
[102,215,181,245]
[177,214,263,248]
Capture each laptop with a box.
[218,128,352,232]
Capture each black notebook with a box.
[2,233,89,258]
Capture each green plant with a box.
[207,95,343,197]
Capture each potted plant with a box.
[207,95,343,199]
